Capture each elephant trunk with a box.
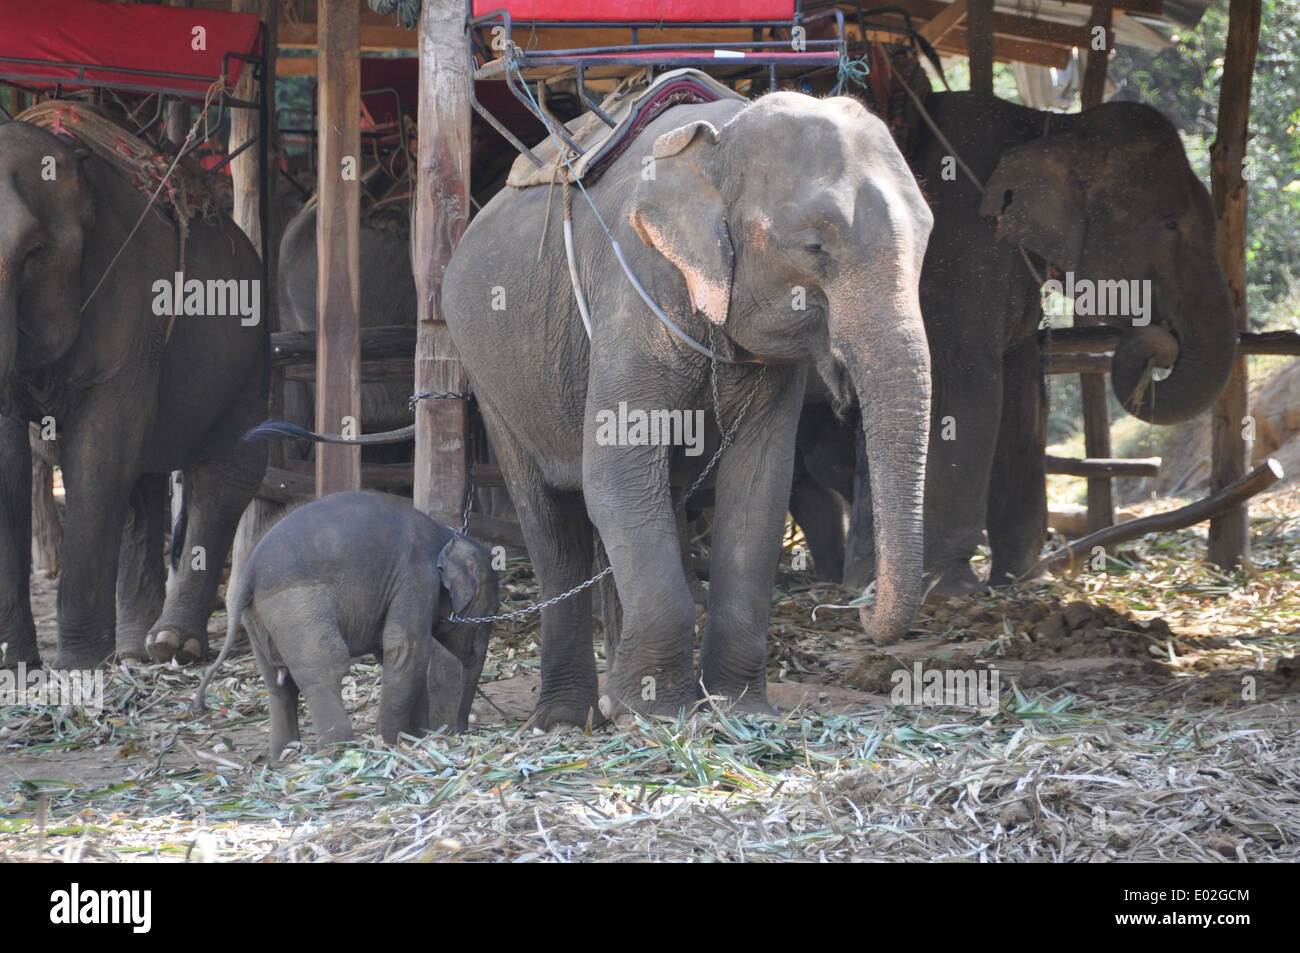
[839,313,931,644]
[1110,277,1237,425]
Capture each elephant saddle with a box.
[506,68,746,190]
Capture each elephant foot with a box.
[146,627,206,665]
[705,685,776,716]
[115,629,148,664]
[926,565,983,597]
[1,640,41,668]
[52,639,114,671]
[598,669,698,723]
[526,693,607,731]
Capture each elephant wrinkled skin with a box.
[0,122,268,669]
[193,492,496,761]
[444,92,933,727]
[792,92,1236,592]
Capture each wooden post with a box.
[1208,0,1262,569]
[1077,0,1116,535]
[413,0,472,525]
[228,0,286,588]
[29,424,61,577]
[966,0,994,95]
[1080,1,1114,109]
[315,0,362,495]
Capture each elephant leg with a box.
[586,449,695,721]
[492,424,600,730]
[115,474,167,661]
[378,592,435,743]
[245,613,302,761]
[677,505,708,608]
[987,337,1048,584]
[0,415,39,666]
[423,637,464,736]
[923,342,1003,595]
[843,423,876,589]
[789,453,846,582]
[593,534,621,668]
[55,403,145,670]
[148,439,267,664]
[698,369,804,711]
[287,627,353,751]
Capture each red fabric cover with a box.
[471,0,797,22]
[0,0,261,99]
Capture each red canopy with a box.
[470,0,797,21]
[0,0,262,100]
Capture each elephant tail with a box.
[243,419,416,446]
[190,569,255,714]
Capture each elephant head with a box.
[979,102,1236,424]
[0,123,93,408]
[629,94,934,643]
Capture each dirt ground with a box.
[2,486,1297,862]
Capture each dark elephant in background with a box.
[445,91,933,727]
[792,91,1236,591]
[278,203,417,461]
[0,121,267,668]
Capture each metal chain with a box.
[449,350,767,625]
[409,391,471,411]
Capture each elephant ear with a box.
[978,135,1087,269]
[628,119,734,326]
[437,536,490,617]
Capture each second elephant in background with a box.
[792,91,1237,591]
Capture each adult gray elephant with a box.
[277,203,416,459]
[445,91,933,726]
[0,121,267,669]
[793,91,1236,591]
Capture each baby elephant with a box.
[192,491,497,760]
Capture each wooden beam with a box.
[413,0,472,527]
[315,0,362,496]
[1032,459,1283,577]
[1208,0,1263,569]
[936,31,1072,69]
[907,1,1091,49]
[966,0,994,93]
[919,0,966,44]
[1081,1,1115,108]
[1077,1,1117,536]
[1045,456,1160,478]
[279,21,415,51]
[1040,327,1300,356]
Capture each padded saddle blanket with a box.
[507,68,746,189]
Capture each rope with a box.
[835,54,872,96]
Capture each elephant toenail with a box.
[598,695,613,718]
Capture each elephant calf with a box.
[192,492,496,761]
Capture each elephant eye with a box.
[804,242,824,255]
[25,243,44,260]
[1163,218,1179,232]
